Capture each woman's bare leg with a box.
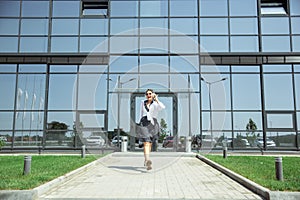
[143,142,152,170]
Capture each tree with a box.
[46,121,68,145]
[72,121,84,147]
[159,118,168,143]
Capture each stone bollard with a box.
[185,136,192,153]
[81,145,86,158]
[23,155,32,175]
[121,136,128,152]
[275,157,283,181]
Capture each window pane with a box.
[140,0,168,17]
[232,74,261,110]
[51,37,78,52]
[267,113,294,129]
[79,65,108,73]
[229,0,257,16]
[110,19,138,35]
[22,1,49,17]
[0,112,13,130]
[47,112,75,130]
[19,64,46,73]
[0,19,19,35]
[140,18,168,35]
[231,65,260,73]
[79,113,105,129]
[52,19,79,35]
[291,17,300,34]
[20,37,48,53]
[200,18,228,35]
[48,74,76,110]
[200,0,228,17]
[233,112,262,130]
[230,18,258,34]
[262,36,290,52]
[110,56,138,73]
[200,36,229,52]
[50,65,77,73]
[170,18,198,35]
[80,19,108,35]
[170,0,198,17]
[110,1,138,17]
[0,37,18,52]
[231,36,258,52]
[0,64,17,73]
[0,1,20,17]
[78,74,107,110]
[292,36,300,52]
[80,37,108,53]
[295,74,300,110]
[202,111,231,130]
[261,17,289,34]
[0,75,16,110]
[52,1,80,17]
[140,56,168,73]
[263,64,291,72]
[290,0,300,15]
[140,36,168,53]
[21,19,48,35]
[268,132,296,148]
[110,36,138,54]
[264,74,294,110]
[170,36,198,53]
[170,56,199,73]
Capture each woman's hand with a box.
[152,93,157,101]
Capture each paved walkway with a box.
[39,152,263,200]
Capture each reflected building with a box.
[0,0,300,151]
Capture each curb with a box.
[0,154,111,200]
[196,154,270,200]
[196,154,300,200]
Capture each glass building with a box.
[0,0,300,151]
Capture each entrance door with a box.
[130,92,178,151]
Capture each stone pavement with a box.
[39,152,263,200]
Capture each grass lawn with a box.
[0,155,102,190]
[205,155,300,192]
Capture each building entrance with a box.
[129,92,179,151]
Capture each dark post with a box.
[223,146,227,159]
[275,157,283,181]
[23,155,32,175]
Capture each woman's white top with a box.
[140,100,165,124]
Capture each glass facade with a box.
[0,0,299,151]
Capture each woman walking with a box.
[138,89,165,170]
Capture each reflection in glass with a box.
[140,18,168,35]
[79,113,105,129]
[19,64,46,73]
[0,74,16,110]
[0,37,18,52]
[292,36,300,52]
[110,1,138,17]
[0,19,19,35]
[200,0,228,16]
[170,0,198,17]
[295,74,300,110]
[15,112,44,130]
[267,132,296,148]
[80,19,108,35]
[80,37,108,53]
[47,112,75,130]
[170,56,198,73]
[200,18,228,35]
[110,19,138,35]
[231,65,259,72]
[21,1,49,17]
[263,64,291,72]
[140,36,168,53]
[52,1,80,17]
[14,131,43,146]
[140,56,168,73]
[110,36,138,54]
[200,36,229,52]
[232,74,261,110]
[201,111,231,131]
[170,36,198,53]
[110,56,138,73]
[0,1,20,17]
[231,36,258,52]
[21,19,48,35]
[233,112,262,131]
[291,17,300,34]
[264,74,294,110]
[261,17,289,34]
[140,0,168,17]
[0,112,13,130]
[50,65,77,73]
[267,113,294,129]
[170,18,198,35]
[20,37,48,53]
[51,37,78,52]
[290,0,300,15]
[52,19,79,35]
[229,0,257,16]
[262,36,290,52]
[230,18,258,34]
[48,74,76,110]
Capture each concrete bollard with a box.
[185,136,192,153]
[275,157,283,181]
[223,146,227,159]
[121,136,128,152]
[23,155,32,175]
[81,145,86,158]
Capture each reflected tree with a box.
[159,118,168,143]
[72,121,84,147]
[246,118,258,146]
[46,121,68,145]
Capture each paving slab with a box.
[39,152,263,200]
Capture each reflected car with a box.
[86,136,105,147]
[162,136,174,148]
[111,136,122,146]
[255,137,276,147]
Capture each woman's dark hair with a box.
[145,89,154,95]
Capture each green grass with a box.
[0,155,102,190]
[205,155,300,191]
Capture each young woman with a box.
[138,89,165,170]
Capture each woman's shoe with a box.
[146,160,152,170]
